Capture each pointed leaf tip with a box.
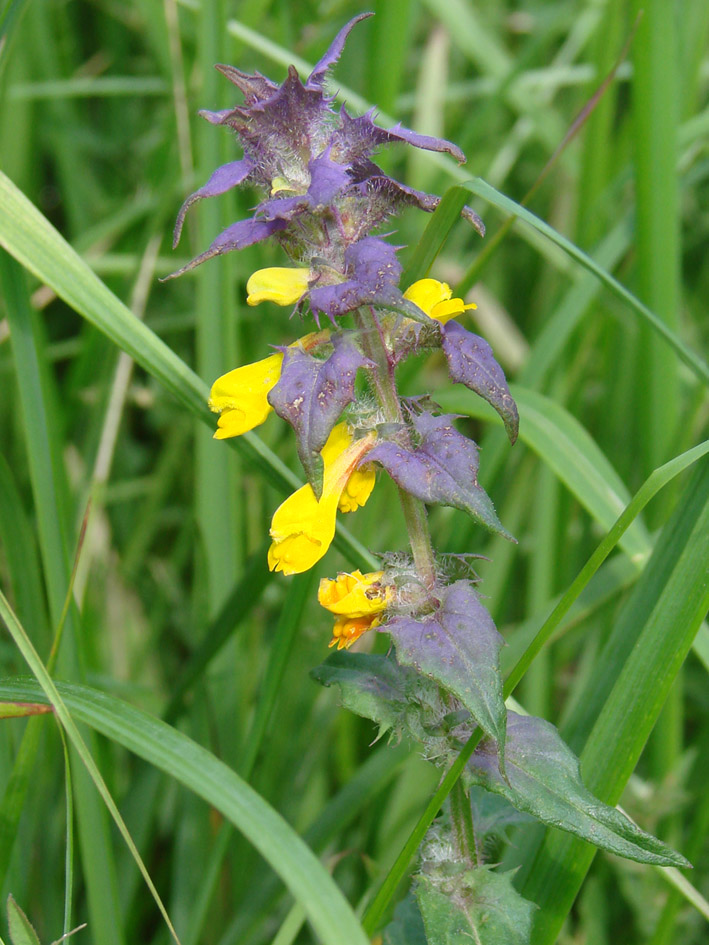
[368,412,515,539]
[441,321,519,443]
[7,897,41,945]
[307,14,374,88]
[469,713,691,867]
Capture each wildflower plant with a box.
[170,13,690,943]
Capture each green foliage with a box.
[6,898,40,945]
[416,867,535,945]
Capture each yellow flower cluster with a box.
[207,271,466,640]
[208,291,375,575]
[318,569,391,650]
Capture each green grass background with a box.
[0,1,707,944]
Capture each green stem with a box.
[355,309,437,587]
[450,780,477,867]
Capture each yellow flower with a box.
[403,278,477,325]
[329,614,382,650]
[208,352,283,439]
[320,422,376,513]
[268,424,377,575]
[209,331,329,439]
[318,569,389,616]
[246,267,311,306]
[319,570,391,650]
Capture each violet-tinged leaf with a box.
[441,322,519,443]
[307,13,374,88]
[385,580,507,754]
[257,151,351,222]
[309,237,404,321]
[173,158,253,246]
[368,413,514,540]
[214,63,278,103]
[373,121,467,165]
[163,218,287,279]
[311,651,438,740]
[468,713,691,867]
[198,107,233,125]
[366,173,441,214]
[333,109,466,165]
[306,149,351,206]
[461,204,486,237]
[267,333,372,496]
[243,66,327,160]
[416,867,535,945]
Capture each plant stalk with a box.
[450,779,477,868]
[356,308,437,588]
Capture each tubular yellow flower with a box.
[246,267,311,306]
[268,424,377,575]
[403,278,477,325]
[319,569,391,649]
[209,331,329,439]
[329,614,382,650]
[320,423,376,512]
[318,570,390,617]
[209,353,283,439]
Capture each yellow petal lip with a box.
[403,277,476,324]
[208,352,283,438]
[267,424,377,575]
[328,614,382,650]
[318,569,390,617]
[246,267,311,306]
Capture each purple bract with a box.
[386,580,507,754]
[268,333,373,495]
[367,412,515,540]
[166,13,484,319]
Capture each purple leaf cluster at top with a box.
[167,14,484,321]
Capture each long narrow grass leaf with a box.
[460,178,709,386]
[0,669,370,945]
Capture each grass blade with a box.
[519,458,709,943]
[460,178,709,386]
[0,666,371,945]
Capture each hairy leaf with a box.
[367,413,514,539]
[311,651,440,739]
[416,867,535,945]
[441,321,519,443]
[386,581,507,754]
[7,897,40,945]
[468,713,689,867]
[268,334,372,495]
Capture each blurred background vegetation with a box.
[0,1,707,943]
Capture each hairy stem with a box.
[356,309,437,588]
[450,779,477,868]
